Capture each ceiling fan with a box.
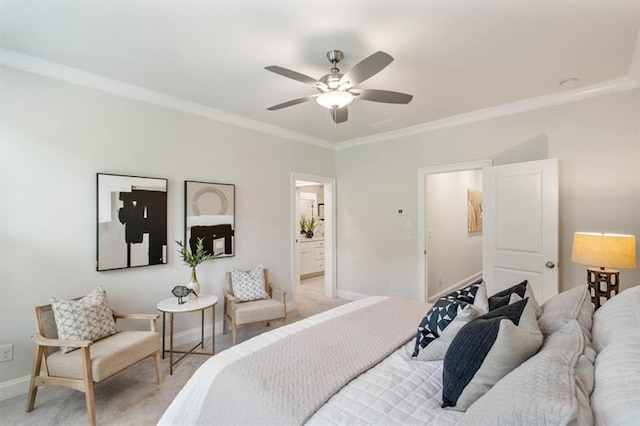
[265,50,413,124]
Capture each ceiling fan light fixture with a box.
[316,90,354,109]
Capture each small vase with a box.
[187,267,200,299]
[306,230,314,238]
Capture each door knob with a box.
[545,261,556,269]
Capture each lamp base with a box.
[586,267,619,310]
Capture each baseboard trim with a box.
[0,375,31,402]
[428,271,483,303]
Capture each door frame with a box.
[417,159,492,302]
[291,172,336,302]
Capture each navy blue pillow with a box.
[441,298,543,411]
[487,279,528,311]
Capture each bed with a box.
[159,284,640,425]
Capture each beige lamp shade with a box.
[571,232,637,269]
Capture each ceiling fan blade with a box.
[265,65,328,89]
[354,89,413,104]
[267,95,317,111]
[331,106,348,124]
[339,51,393,87]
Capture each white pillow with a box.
[463,320,588,425]
[472,282,489,314]
[591,285,640,352]
[591,342,640,425]
[538,284,593,341]
[50,286,119,354]
[231,265,270,302]
[442,297,543,411]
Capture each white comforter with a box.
[159,296,463,425]
[308,341,463,425]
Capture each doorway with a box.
[418,160,491,301]
[290,172,337,311]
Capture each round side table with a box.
[157,294,218,375]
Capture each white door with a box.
[482,158,559,303]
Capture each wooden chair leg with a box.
[223,315,227,335]
[26,345,45,412]
[154,351,163,384]
[80,347,96,426]
[85,384,97,426]
[232,322,237,345]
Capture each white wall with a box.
[336,88,640,299]
[2,63,639,396]
[426,170,483,297]
[0,67,334,388]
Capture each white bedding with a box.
[308,341,463,425]
[158,296,396,425]
[161,288,640,425]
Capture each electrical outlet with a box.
[0,344,13,363]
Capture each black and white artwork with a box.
[185,181,235,258]
[97,173,168,271]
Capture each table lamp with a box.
[571,232,637,309]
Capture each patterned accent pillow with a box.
[453,279,489,313]
[416,304,482,361]
[231,265,270,302]
[412,297,469,357]
[412,279,488,358]
[50,286,119,354]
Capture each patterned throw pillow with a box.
[231,265,270,302]
[412,297,469,357]
[416,304,482,361]
[50,286,119,354]
[412,279,487,358]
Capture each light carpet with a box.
[1,279,345,425]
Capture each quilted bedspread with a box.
[308,341,464,425]
[194,297,428,425]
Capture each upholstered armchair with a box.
[223,267,287,345]
[26,288,162,426]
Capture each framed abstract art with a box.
[184,181,235,258]
[96,173,168,271]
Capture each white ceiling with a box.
[2,1,640,145]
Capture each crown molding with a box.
[0,48,334,150]
[335,76,640,150]
[3,48,638,152]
